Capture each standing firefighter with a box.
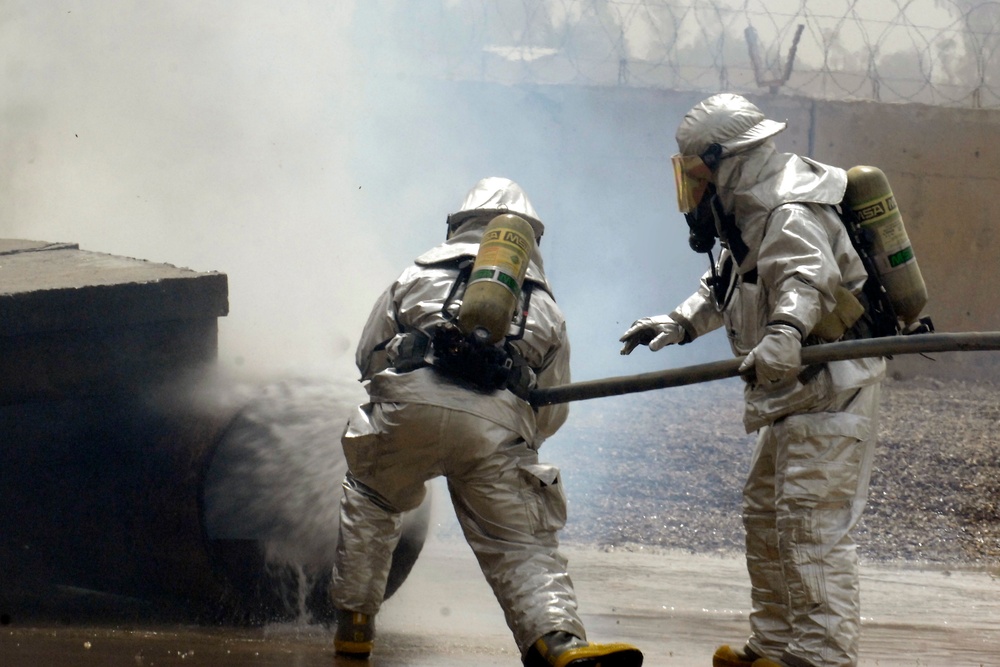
[331,177,643,667]
[620,95,885,667]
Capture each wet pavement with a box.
[3,533,1000,666]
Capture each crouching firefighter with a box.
[620,94,888,667]
[331,176,643,667]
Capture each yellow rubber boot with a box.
[713,644,760,667]
[334,610,375,658]
[523,631,643,667]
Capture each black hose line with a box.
[529,332,1000,407]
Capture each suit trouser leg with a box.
[745,384,880,667]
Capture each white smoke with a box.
[1,1,392,380]
[1,0,727,388]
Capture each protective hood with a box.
[713,142,848,273]
[676,93,787,163]
[445,176,545,241]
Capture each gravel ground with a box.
[547,375,1000,568]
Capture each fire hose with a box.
[530,331,1000,407]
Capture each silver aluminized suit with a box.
[669,142,885,667]
[329,206,578,655]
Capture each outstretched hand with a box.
[619,316,685,355]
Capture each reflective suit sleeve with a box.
[356,281,404,381]
[518,287,571,443]
[533,319,570,442]
[757,203,841,337]
[670,266,725,341]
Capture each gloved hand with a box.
[619,316,686,355]
[739,323,802,384]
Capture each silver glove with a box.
[738,323,802,384]
[619,316,685,355]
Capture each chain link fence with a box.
[375,0,1000,109]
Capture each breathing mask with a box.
[684,184,718,254]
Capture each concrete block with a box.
[0,240,228,404]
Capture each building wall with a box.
[803,98,999,379]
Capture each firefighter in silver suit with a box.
[331,177,643,667]
[620,95,885,667]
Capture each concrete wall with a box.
[806,98,1000,379]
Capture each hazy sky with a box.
[1,1,734,391]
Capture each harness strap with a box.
[385,258,539,401]
[389,328,534,400]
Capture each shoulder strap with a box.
[837,205,901,338]
[505,280,535,342]
[440,259,473,323]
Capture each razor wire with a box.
[373,0,1000,109]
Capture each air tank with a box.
[844,165,928,329]
[457,214,535,344]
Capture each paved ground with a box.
[3,531,999,666]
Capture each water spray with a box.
[530,332,1000,407]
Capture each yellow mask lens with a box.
[672,154,713,213]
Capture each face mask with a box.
[684,183,718,254]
